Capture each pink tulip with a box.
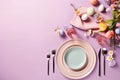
[105,30,114,39]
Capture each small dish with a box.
[64,46,87,70]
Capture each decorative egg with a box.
[109,60,117,67]
[81,14,88,21]
[59,29,66,37]
[105,0,111,6]
[93,13,99,19]
[115,28,120,34]
[98,4,105,12]
[90,0,98,6]
[106,7,111,12]
[105,30,114,39]
[118,3,120,8]
[99,22,108,31]
[87,7,95,16]
[118,9,120,12]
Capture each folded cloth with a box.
[70,7,99,30]
[70,15,99,30]
[70,7,120,38]
[70,7,114,30]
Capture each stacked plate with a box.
[56,40,96,79]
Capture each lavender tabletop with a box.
[0,0,120,80]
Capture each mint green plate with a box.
[64,46,87,70]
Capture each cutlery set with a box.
[47,47,111,77]
[47,50,56,76]
[98,48,107,76]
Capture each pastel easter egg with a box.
[98,4,105,12]
[81,14,88,21]
[90,0,98,6]
[109,60,117,67]
[118,3,120,8]
[105,0,111,6]
[106,7,111,12]
[87,7,95,16]
[93,13,99,19]
[105,30,114,39]
[115,28,120,34]
[118,9,120,12]
[99,22,108,31]
[59,30,66,37]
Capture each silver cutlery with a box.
[98,48,101,76]
[47,54,50,76]
[52,50,56,73]
[102,48,107,75]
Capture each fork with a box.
[47,54,50,76]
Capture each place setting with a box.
[46,0,120,79]
[56,39,96,79]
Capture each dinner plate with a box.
[56,39,96,79]
[64,46,87,70]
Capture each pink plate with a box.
[56,39,96,79]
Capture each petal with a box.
[108,51,114,56]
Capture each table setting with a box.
[46,0,120,79]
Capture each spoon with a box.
[102,48,107,75]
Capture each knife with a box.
[52,50,56,73]
[98,48,101,76]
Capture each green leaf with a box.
[106,20,117,30]
[105,19,113,26]
[108,25,114,30]
[112,11,119,19]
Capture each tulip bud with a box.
[105,30,114,38]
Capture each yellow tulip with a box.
[99,22,108,31]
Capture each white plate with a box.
[64,46,87,70]
[56,39,96,79]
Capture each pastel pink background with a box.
[0,0,120,80]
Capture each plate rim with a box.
[56,39,96,79]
